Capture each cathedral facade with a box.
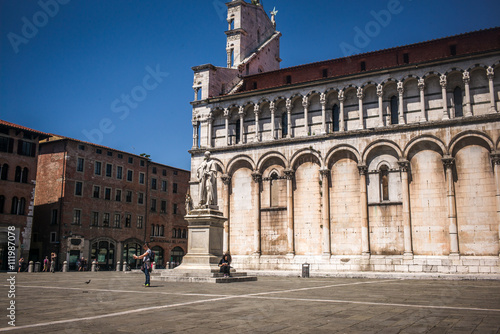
[189,0,500,274]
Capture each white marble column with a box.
[397,81,406,124]
[358,164,370,256]
[320,93,327,134]
[320,168,331,256]
[286,98,292,138]
[442,157,459,255]
[463,71,472,117]
[193,87,200,101]
[252,171,262,255]
[221,174,231,253]
[302,96,309,136]
[487,66,497,113]
[377,84,384,127]
[491,154,500,257]
[207,113,213,148]
[357,87,365,130]
[398,160,413,258]
[223,109,230,145]
[338,90,345,132]
[418,78,427,122]
[284,169,295,255]
[270,101,276,139]
[238,106,244,144]
[254,104,260,142]
[192,120,198,149]
[440,75,450,120]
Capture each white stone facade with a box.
[189,1,500,274]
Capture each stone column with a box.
[252,171,262,255]
[192,120,198,149]
[286,98,292,138]
[358,164,370,256]
[418,78,427,122]
[194,87,200,101]
[223,109,230,145]
[254,105,260,142]
[490,154,500,256]
[463,71,472,117]
[320,93,327,134]
[238,106,245,144]
[207,113,213,148]
[270,101,276,139]
[303,96,309,136]
[284,169,295,255]
[320,168,331,256]
[376,84,384,127]
[398,160,413,258]
[338,90,345,132]
[357,87,365,130]
[397,81,406,124]
[440,74,450,120]
[442,157,459,255]
[221,174,231,253]
[487,66,497,113]
[226,48,232,68]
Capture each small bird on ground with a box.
[85,280,91,284]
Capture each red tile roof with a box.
[0,119,51,138]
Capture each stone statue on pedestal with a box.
[197,151,218,207]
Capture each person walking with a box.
[133,243,152,287]
[50,252,57,273]
[42,256,49,272]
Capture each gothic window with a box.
[160,225,164,237]
[360,61,366,71]
[270,172,279,207]
[281,112,288,138]
[332,104,340,132]
[380,165,390,201]
[22,167,28,183]
[11,197,18,214]
[15,166,21,182]
[151,225,155,236]
[0,163,8,180]
[172,228,177,238]
[390,95,399,125]
[182,229,187,239]
[230,49,234,67]
[18,198,25,215]
[235,120,241,144]
[453,86,463,117]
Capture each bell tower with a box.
[225,0,281,75]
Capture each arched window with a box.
[22,167,28,183]
[380,165,390,201]
[151,246,164,266]
[0,164,8,180]
[196,121,201,147]
[160,225,164,237]
[11,197,19,214]
[270,172,279,207]
[18,198,26,215]
[332,104,340,132]
[155,225,160,237]
[182,229,187,239]
[91,240,115,270]
[172,228,177,238]
[151,225,155,236]
[390,96,399,125]
[235,120,241,144]
[281,112,288,138]
[170,246,185,266]
[0,195,4,213]
[15,166,21,182]
[454,86,463,117]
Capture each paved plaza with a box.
[1,272,499,333]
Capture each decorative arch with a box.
[325,144,361,169]
[404,135,447,161]
[227,155,255,176]
[360,80,377,89]
[444,67,465,76]
[256,151,288,173]
[362,140,402,163]
[290,148,323,170]
[449,131,494,157]
[306,90,321,98]
[421,71,442,80]
[467,63,489,72]
[380,77,399,88]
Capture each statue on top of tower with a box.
[251,0,261,6]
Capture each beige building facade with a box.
[189,1,500,274]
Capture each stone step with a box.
[153,275,257,283]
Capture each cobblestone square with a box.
[1,272,499,333]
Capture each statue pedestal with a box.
[172,207,226,274]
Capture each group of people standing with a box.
[42,252,58,272]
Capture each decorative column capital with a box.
[376,84,383,97]
[440,74,447,88]
[286,98,292,112]
[491,153,500,165]
[192,120,198,127]
[441,156,455,169]
[397,160,410,172]
[418,78,425,91]
[254,104,260,115]
[269,101,276,113]
[251,171,262,183]
[206,113,213,122]
[238,106,244,116]
[487,66,495,80]
[284,169,295,180]
[221,174,231,186]
[462,70,470,84]
[397,81,404,95]
[302,96,309,108]
[338,90,345,102]
[223,108,231,119]
[357,87,364,100]
[320,93,326,106]
[319,168,330,179]
[357,164,368,175]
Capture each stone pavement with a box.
[1,272,499,333]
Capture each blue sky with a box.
[1,0,499,171]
